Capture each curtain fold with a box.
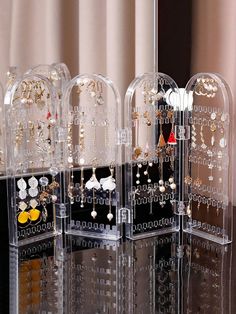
[191,0,236,204]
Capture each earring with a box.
[18,201,29,224]
[79,112,85,151]
[135,163,142,185]
[200,125,207,149]
[85,165,100,219]
[79,158,85,208]
[15,122,24,147]
[158,122,166,148]
[17,175,27,200]
[96,81,104,105]
[28,173,39,198]
[100,164,116,221]
[167,109,177,145]
[28,199,41,222]
[133,109,142,160]
[144,162,152,184]
[35,82,45,110]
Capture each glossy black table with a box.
[1,225,235,314]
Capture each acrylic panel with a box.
[183,73,233,244]
[5,74,65,245]
[124,72,181,239]
[63,74,122,240]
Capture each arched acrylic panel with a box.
[124,72,181,239]
[26,62,71,93]
[5,74,65,246]
[183,73,233,244]
[62,74,122,240]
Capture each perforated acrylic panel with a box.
[124,72,181,239]
[5,74,65,246]
[63,74,122,240]
[183,73,233,244]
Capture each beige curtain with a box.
[191,0,236,204]
[0,0,155,101]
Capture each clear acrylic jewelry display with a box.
[183,73,233,245]
[62,74,123,240]
[5,74,67,246]
[124,72,182,239]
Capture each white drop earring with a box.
[100,164,116,221]
[85,165,100,219]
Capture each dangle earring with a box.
[28,199,41,223]
[28,162,39,198]
[18,201,29,225]
[96,81,104,105]
[100,164,116,221]
[158,159,165,193]
[79,158,85,208]
[167,109,177,145]
[135,163,142,185]
[144,162,152,184]
[85,164,101,219]
[133,110,142,160]
[35,82,45,110]
[17,165,27,200]
[168,152,176,191]
[200,125,207,149]
[158,120,166,148]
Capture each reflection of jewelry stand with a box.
[183,234,232,314]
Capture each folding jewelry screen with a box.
[183,73,233,244]
[124,72,181,239]
[63,74,122,240]
[5,74,65,246]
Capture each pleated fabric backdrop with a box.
[0,0,155,100]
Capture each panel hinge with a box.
[175,125,190,140]
[118,207,131,223]
[117,128,130,145]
